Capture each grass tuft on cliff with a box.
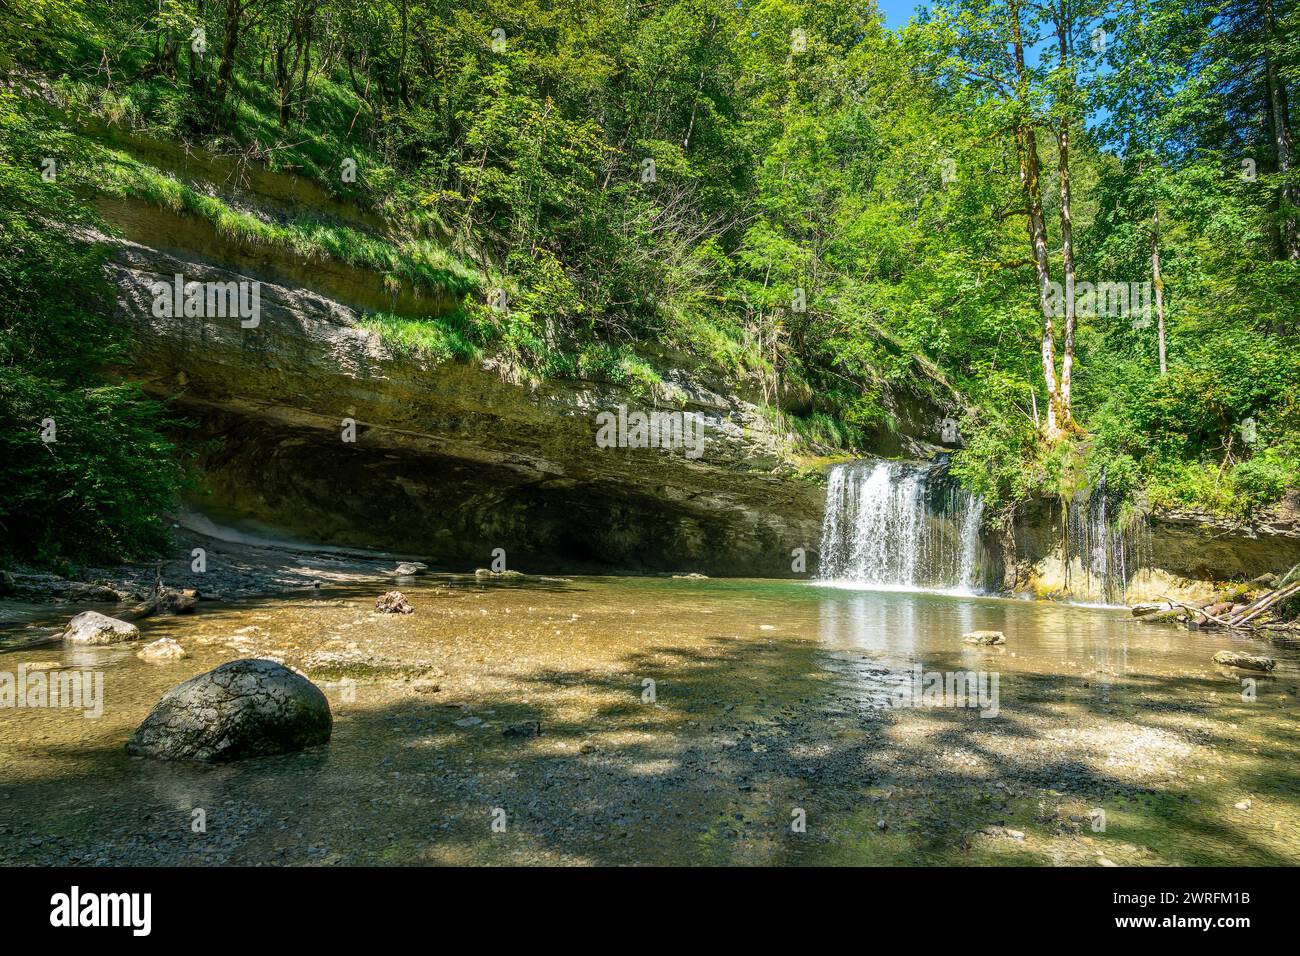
[88,147,484,299]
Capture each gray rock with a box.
[137,637,188,662]
[1212,650,1276,672]
[962,630,1006,646]
[1130,602,1171,616]
[474,568,525,580]
[62,611,140,645]
[1136,607,1185,624]
[503,720,541,738]
[392,562,428,576]
[375,590,414,613]
[126,658,332,762]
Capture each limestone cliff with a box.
[86,144,858,574]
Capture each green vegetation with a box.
[2,0,1299,564]
[0,88,182,565]
[88,146,483,297]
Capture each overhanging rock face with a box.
[101,220,825,575]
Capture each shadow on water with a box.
[1,578,1298,865]
[2,652,1298,865]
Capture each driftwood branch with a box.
[1161,596,1239,628]
[1228,580,1300,626]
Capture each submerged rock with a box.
[126,658,332,762]
[137,637,187,662]
[1137,607,1185,624]
[474,568,525,580]
[375,590,414,613]
[503,720,541,738]
[962,630,1006,645]
[62,611,140,645]
[1212,650,1276,672]
[672,572,709,580]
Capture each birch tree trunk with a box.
[1010,0,1062,439]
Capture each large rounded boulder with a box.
[126,658,332,762]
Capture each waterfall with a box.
[1061,474,1150,605]
[818,460,987,592]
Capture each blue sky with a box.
[876,0,929,29]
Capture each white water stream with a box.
[817,460,986,592]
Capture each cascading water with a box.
[818,459,987,591]
[1060,474,1150,605]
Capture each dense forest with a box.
[2,0,1298,565]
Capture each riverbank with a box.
[0,520,402,634]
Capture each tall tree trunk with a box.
[297,16,314,122]
[1151,203,1167,374]
[1056,124,1076,420]
[188,0,207,98]
[397,0,411,106]
[214,0,243,111]
[1054,0,1076,425]
[1010,0,1061,440]
[1264,0,1299,259]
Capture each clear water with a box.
[2,576,1297,865]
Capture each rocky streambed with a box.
[2,571,1298,866]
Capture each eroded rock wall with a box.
[98,203,825,574]
[1007,496,1300,604]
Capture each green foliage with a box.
[2,0,1299,546]
[88,146,482,297]
[357,312,481,364]
[0,90,181,565]
[950,409,1042,511]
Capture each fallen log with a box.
[1226,580,1300,627]
[124,584,199,620]
[1131,602,1172,617]
[1162,597,1237,629]
[1137,606,1186,624]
